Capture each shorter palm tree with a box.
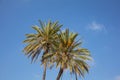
[43,29,91,80]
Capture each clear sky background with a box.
[0,0,120,80]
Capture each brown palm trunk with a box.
[56,68,64,80]
[42,62,47,80]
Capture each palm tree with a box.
[43,29,91,80]
[23,20,62,80]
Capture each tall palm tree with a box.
[43,29,91,80]
[23,20,62,80]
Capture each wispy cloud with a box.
[115,76,120,80]
[87,21,106,32]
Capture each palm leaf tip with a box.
[32,26,41,33]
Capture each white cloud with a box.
[87,21,106,32]
[115,76,120,80]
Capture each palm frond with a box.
[32,26,41,33]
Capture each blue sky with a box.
[0,0,120,80]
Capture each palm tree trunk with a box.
[75,72,78,80]
[56,68,64,80]
[42,45,49,80]
[42,62,47,80]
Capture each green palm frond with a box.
[32,26,41,33]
